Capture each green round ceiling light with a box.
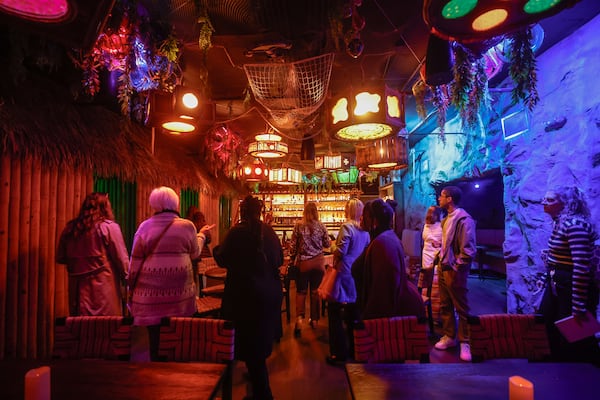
[524,0,561,14]
[442,0,478,19]
[335,123,393,141]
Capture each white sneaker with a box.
[434,335,458,350]
[460,342,472,362]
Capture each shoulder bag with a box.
[127,220,175,312]
[317,265,338,301]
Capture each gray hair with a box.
[149,186,179,212]
[554,186,590,219]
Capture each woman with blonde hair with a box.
[289,202,331,336]
[325,198,370,364]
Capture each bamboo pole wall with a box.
[0,155,92,359]
[0,155,224,359]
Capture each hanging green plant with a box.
[327,0,346,52]
[467,57,490,129]
[158,34,180,63]
[432,85,450,140]
[117,70,132,116]
[451,44,473,124]
[197,8,214,59]
[508,27,539,110]
[412,79,428,120]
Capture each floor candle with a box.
[509,375,534,400]
[25,366,51,400]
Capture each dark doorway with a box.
[434,169,504,229]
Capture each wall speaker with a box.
[0,0,116,52]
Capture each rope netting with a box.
[244,53,334,130]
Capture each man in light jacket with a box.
[434,186,477,362]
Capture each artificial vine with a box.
[469,57,490,129]
[412,79,428,120]
[197,6,214,59]
[451,44,474,126]
[68,0,191,118]
[432,85,450,140]
[414,28,537,133]
[509,27,539,110]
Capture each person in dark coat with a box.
[214,195,283,400]
[355,198,425,320]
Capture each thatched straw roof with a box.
[0,69,242,195]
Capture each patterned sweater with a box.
[547,216,596,314]
[290,220,331,262]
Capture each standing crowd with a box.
[55,183,599,399]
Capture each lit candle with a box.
[25,366,51,400]
[509,375,534,400]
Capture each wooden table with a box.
[1,359,227,400]
[345,361,599,400]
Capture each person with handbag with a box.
[56,192,129,316]
[323,198,370,365]
[128,186,213,361]
[289,202,331,336]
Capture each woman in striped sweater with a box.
[540,186,599,364]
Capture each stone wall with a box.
[402,14,600,314]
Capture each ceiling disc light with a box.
[0,0,69,22]
[442,0,478,19]
[524,0,562,14]
[472,9,508,32]
[330,86,405,143]
[424,0,575,43]
[162,120,196,133]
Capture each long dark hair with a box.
[64,193,114,238]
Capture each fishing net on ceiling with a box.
[243,53,334,138]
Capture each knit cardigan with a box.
[129,212,201,326]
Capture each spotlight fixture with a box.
[248,131,289,159]
[147,87,214,134]
[329,85,405,143]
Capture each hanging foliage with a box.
[451,44,473,124]
[412,79,428,120]
[432,85,450,140]
[197,6,215,59]
[68,0,188,117]
[509,27,539,110]
[468,57,490,129]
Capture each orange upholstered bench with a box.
[53,316,133,360]
[468,314,551,362]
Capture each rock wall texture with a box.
[402,14,600,314]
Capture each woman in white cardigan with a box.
[129,186,212,361]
